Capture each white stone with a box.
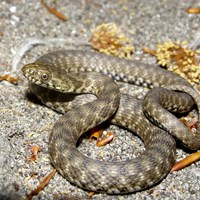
[10,6,16,13]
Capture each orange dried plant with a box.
[89,23,134,59]
[143,41,200,84]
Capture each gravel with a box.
[0,0,199,199]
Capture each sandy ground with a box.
[0,0,200,199]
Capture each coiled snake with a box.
[22,50,200,194]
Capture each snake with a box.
[22,50,200,194]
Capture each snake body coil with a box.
[22,50,200,194]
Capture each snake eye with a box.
[39,70,51,82]
[42,73,48,80]
[40,71,50,81]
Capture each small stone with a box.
[10,6,16,13]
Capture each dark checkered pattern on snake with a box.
[22,50,200,194]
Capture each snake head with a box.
[22,62,79,93]
[22,62,52,85]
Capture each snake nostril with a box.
[28,68,35,75]
[22,64,36,76]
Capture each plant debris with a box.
[40,0,67,21]
[89,124,114,146]
[0,74,20,85]
[89,23,135,59]
[143,41,200,84]
[96,132,115,147]
[180,116,198,131]
[89,191,96,197]
[89,124,104,141]
[27,169,57,200]
[186,7,200,14]
[171,152,200,172]
[27,145,42,162]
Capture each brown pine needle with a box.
[40,0,67,21]
[186,7,200,14]
[96,132,114,147]
[171,152,200,172]
[27,169,57,200]
[142,46,157,56]
[0,74,20,85]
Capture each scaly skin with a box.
[22,50,200,194]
